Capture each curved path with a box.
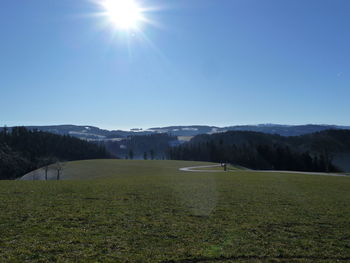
[179,164,225,172]
[179,165,349,177]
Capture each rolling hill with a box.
[2,124,350,141]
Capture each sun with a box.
[101,0,144,30]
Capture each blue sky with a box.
[1,0,349,130]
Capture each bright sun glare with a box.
[102,0,144,30]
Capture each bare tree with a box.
[39,157,54,180]
[54,162,64,180]
[44,165,50,181]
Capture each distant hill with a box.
[1,124,349,140]
[151,124,350,137]
[1,124,349,162]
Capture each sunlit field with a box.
[1,160,350,262]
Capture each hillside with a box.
[2,124,350,160]
[150,124,350,137]
[0,127,110,180]
[170,129,350,172]
[21,159,216,180]
[2,124,350,141]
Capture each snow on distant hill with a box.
[1,124,350,141]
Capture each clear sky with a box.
[1,0,349,130]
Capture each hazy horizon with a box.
[1,121,350,131]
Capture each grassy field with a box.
[1,160,350,262]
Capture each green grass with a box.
[1,160,350,262]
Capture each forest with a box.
[1,127,349,179]
[169,130,350,172]
[105,133,177,159]
[0,127,110,179]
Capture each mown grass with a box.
[1,160,350,262]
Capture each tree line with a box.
[0,127,111,180]
[169,130,349,172]
[105,133,176,159]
